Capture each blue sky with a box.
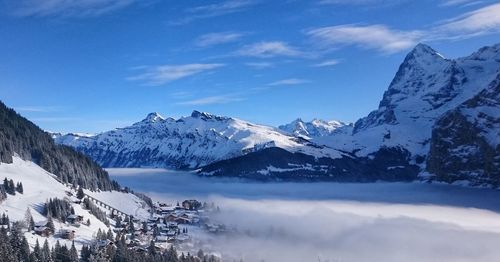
[0,0,499,133]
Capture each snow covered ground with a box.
[0,157,149,251]
[109,168,500,262]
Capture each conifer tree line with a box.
[0,212,219,262]
[83,197,110,226]
[44,198,75,223]
[0,101,120,191]
[2,177,23,195]
[79,232,220,262]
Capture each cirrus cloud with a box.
[268,78,311,86]
[195,32,245,47]
[128,63,225,86]
[235,41,303,58]
[306,24,423,54]
[9,0,140,17]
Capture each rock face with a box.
[54,111,343,169]
[427,74,500,186]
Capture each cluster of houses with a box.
[34,214,84,239]
[109,200,213,250]
[32,194,225,255]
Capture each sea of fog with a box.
[108,168,500,262]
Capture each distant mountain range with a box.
[52,110,344,169]
[54,43,500,186]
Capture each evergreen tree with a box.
[25,208,34,230]
[19,236,31,262]
[41,239,51,262]
[69,241,79,262]
[8,179,15,195]
[16,182,23,194]
[77,186,85,200]
[34,239,41,261]
[46,216,55,234]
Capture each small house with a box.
[66,214,83,224]
[60,229,76,240]
[35,227,51,237]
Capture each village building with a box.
[66,214,83,224]
[60,229,76,240]
[34,221,52,237]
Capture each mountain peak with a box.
[191,110,229,121]
[143,112,165,123]
[406,43,445,61]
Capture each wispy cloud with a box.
[268,78,311,86]
[244,62,275,69]
[14,106,63,113]
[306,24,423,54]
[171,0,258,25]
[318,0,409,7]
[9,0,139,17]
[32,117,80,122]
[235,41,303,58]
[306,3,500,54]
[312,59,341,67]
[177,95,243,106]
[128,63,225,86]
[435,3,500,38]
[195,32,245,47]
[440,0,483,7]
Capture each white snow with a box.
[0,156,149,251]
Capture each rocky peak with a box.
[142,112,165,123]
[190,110,230,121]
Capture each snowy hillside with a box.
[0,156,149,250]
[279,118,351,138]
[54,111,344,169]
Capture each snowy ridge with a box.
[315,43,500,160]
[279,118,351,139]
[55,110,344,169]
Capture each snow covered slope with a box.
[279,118,351,138]
[54,111,344,169]
[0,156,150,250]
[316,43,500,159]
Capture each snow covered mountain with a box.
[279,118,351,138]
[317,43,499,157]
[312,43,500,185]
[54,111,344,169]
[54,43,499,185]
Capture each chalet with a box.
[166,229,177,237]
[34,221,52,236]
[182,200,202,210]
[165,214,177,222]
[60,229,76,240]
[66,214,83,224]
[175,217,191,224]
[96,239,115,251]
[155,235,168,242]
[166,222,178,228]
